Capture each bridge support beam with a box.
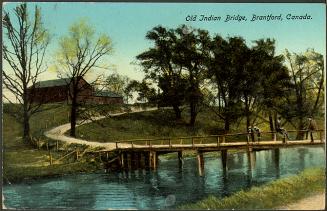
[247,148,256,171]
[273,148,280,179]
[197,151,204,176]
[149,151,158,171]
[221,150,228,172]
[127,153,132,171]
[178,151,183,168]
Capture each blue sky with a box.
[3,2,326,82]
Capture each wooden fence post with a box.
[169,139,172,148]
[76,149,79,161]
[49,150,53,165]
[192,137,194,147]
[273,132,277,141]
[217,136,220,147]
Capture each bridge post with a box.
[149,151,158,171]
[221,150,228,172]
[247,148,256,171]
[222,136,226,143]
[273,132,277,141]
[272,149,280,179]
[144,152,150,170]
[134,152,140,170]
[127,153,132,171]
[139,152,145,169]
[178,151,183,168]
[120,152,125,169]
[197,151,204,176]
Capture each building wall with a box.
[28,86,69,103]
[28,78,123,105]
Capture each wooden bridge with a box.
[98,130,325,176]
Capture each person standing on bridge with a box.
[276,116,290,140]
[253,126,261,141]
[307,117,317,143]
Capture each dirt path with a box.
[44,107,158,151]
[278,192,325,210]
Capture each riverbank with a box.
[2,104,119,183]
[178,168,325,210]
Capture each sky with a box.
[2,2,326,83]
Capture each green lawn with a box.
[178,167,325,210]
[2,103,109,183]
[75,108,228,142]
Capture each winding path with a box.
[44,107,158,151]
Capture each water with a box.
[3,146,325,210]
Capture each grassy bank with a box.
[75,108,230,142]
[74,107,325,143]
[2,104,123,183]
[178,168,325,210]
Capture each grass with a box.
[178,167,325,210]
[2,103,123,183]
[74,107,325,144]
[75,108,228,142]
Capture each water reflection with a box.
[3,146,325,210]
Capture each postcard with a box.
[2,1,326,210]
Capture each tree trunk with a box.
[224,117,230,133]
[189,101,197,126]
[268,111,275,139]
[23,88,31,143]
[23,111,30,143]
[70,98,77,137]
[173,104,182,120]
[245,97,251,131]
[246,113,250,132]
[296,117,305,140]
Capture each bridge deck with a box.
[115,140,324,152]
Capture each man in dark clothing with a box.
[307,117,318,142]
[253,126,261,141]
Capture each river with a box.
[3,146,325,210]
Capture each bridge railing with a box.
[115,129,325,149]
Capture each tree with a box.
[136,26,187,119]
[250,39,290,134]
[283,49,324,139]
[174,25,210,126]
[2,3,50,143]
[55,19,113,137]
[102,73,130,103]
[125,80,157,103]
[207,36,245,132]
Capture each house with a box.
[27,77,123,105]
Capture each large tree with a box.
[2,3,50,143]
[251,39,290,133]
[136,26,187,119]
[174,25,210,126]
[283,49,324,138]
[55,19,113,137]
[207,36,245,132]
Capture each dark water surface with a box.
[3,146,325,210]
